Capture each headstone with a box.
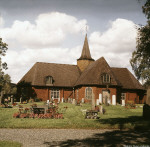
[68,98,71,103]
[112,95,116,105]
[11,98,13,104]
[20,97,22,103]
[122,99,125,106]
[8,97,10,102]
[81,98,85,103]
[92,93,95,110]
[99,105,103,114]
[105,96,108,106]
[99,93,102,104]
[47,100,49,104]
[58,98,60,103]
[72,99,76,105]
[96,99,99,105]
[61,97,64,103]
[143,87,150,119]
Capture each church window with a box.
[45,76,53,85]
[51,89,60,99]
[121,93,126,100]
[101,73,111,83]
[85,87,92,99]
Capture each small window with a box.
[51,89,60,99]
[121,93,126,100]
[45,76,53,85]
[101,73,111,83]
[85,87,92,99]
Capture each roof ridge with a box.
[111,67,127,69]
[126,69,143,89]
[36,62,77,66]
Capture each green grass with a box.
[0,102,149,130]
[0,141,22,147]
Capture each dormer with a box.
[45,76,54,86]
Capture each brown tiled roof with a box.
[18,62,81,87]
[18,58,144,90]
[77,34,94,61]
[75,57,120,86]
[111,67,144,90]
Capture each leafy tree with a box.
[130,0,150,87]
[0,38,9,104]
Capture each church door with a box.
[102,90,110,104]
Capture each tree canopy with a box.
[130,0,150,87]
[0,38,15,96]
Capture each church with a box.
[17,34,146,104]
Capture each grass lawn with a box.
[0,102,149,130]
[0,141,22,147]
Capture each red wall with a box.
[75,86,117,103]
[32,87,73,101]
[22,86,146,104]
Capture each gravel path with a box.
[0,129,150,147]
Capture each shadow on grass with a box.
[97,116,150,130]
[44,129,150,147]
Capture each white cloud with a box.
[0,16,5,27]
[0,12,87,49]
[89,18,137,69]
[3,46,81,83]
[1,16,137,83]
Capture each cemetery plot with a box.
[13,103,66,119]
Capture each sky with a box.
[0,0,147,84]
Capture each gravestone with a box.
[68,98,71,103]
[92,93,95,110]
[143,87,150,119]
[99,93,102,104]
[112,95,116,105]
[122,99,125,106]
[104,96,108,106]
[81,98,85,103]
[72,99,76,105]
[61,97,64,103]
[99,105,103,114]
[96,99,99,105]
[20,97,22,103]
[11,97,13,104]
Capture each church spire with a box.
[77,34,95,72]
[78,34,94,61]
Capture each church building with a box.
[17,34,146,104]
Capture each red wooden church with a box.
[18,34,146,104]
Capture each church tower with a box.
[77,34,95,72]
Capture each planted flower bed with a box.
[13,103,65,119]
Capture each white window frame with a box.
[101,73,111,83]
[85,87,92,99]
[121,93,126,100]
[51,89,60,99]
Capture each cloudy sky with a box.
[0,0,147,83]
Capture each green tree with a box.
[130,0,150,87]
[0,38,8,104]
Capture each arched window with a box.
[45,76,53,85]
[101,73,111,83]
[85,87,92,99]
